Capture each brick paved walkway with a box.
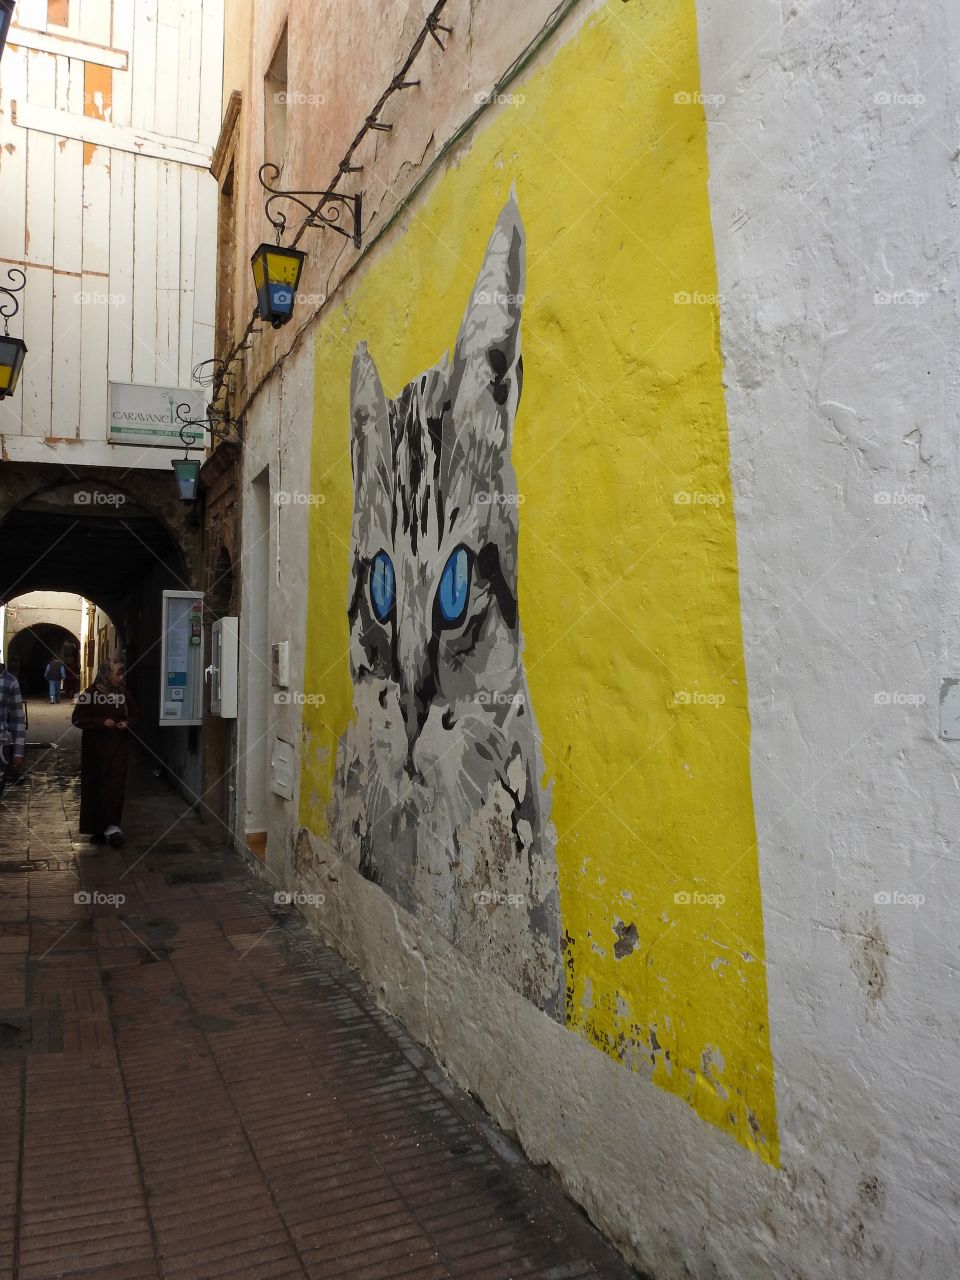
[0,703,637,1280]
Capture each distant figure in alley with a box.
[72,660,137,847]
[44,656,65,704]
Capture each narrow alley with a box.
[2,0,959,1275]
[0,704,634,1280]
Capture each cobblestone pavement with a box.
[0,703,638,1280]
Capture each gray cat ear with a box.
[449,194,525,435]
[350,342,390,494]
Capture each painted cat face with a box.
[347,195,528,776]
[337,196,562,1017]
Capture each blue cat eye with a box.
[369,551,395,622]
[437,546,471,626]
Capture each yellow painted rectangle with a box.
[299,0,778,1163]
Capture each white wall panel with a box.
[0,47,29,263]
[20,269,52,437]
[154,9,180,140]
[176,1,202,144]
[110,1,135,129]
[81,147,111,276]
[24,51,55,269]
[197,0,224,149]
[77,0,112,47]
[154,160,182,385]
[192,173,217,341]
[107,149,135,384]
[79,270,110,441]
[131,155,159,384]
[130,0,158,133]
[1,0,221,466]
[177,166,198,386]
[15,0,46,29]
[50,272,82,436]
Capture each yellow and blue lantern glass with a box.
[0,335,27,397]
[251,243,307,328]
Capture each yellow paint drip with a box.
[300,0,778,1163]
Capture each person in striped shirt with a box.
[0,661,26,798]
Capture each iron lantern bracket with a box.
[175,402,242,450]
[258,164,363,250]
[0,267,25,336]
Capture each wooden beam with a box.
[8,26,128,70]
[12,102,213,169]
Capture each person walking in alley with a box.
[44,656,65,704]
[0,661,26,802]
[72,660,137,847]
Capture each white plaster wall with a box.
[266,349,316,864]
[235,349,315,860]
[696,0,960,1274]
[235,0,960,1275]
[235,379,278,847]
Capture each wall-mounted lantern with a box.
[171,402,241,502]
[0,1,15,64]
[251,163,362,329]
[0,268,27,400]
[172,455,201,502]
[250,241,306,329]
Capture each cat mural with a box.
[333,194,562,1017]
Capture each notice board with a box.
[160,591,204,726]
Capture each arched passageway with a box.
[7,623,82,697]
[0,473,204,794]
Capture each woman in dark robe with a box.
[72,660,137,847]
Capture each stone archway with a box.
[0,472,199,609]
[0,467,205,794]
[7,622,82,698]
